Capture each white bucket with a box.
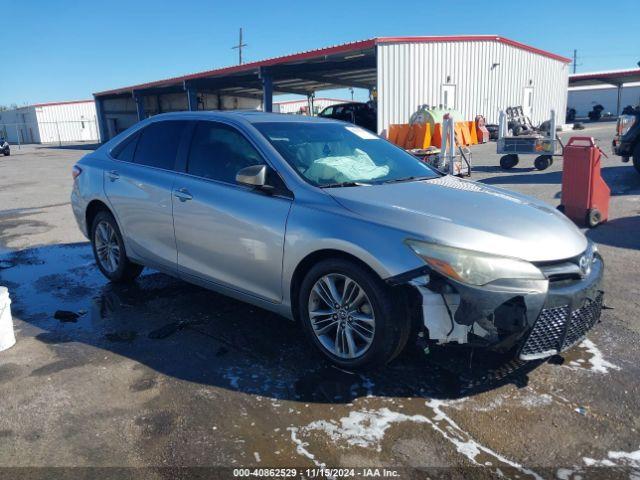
[0,286,16,352]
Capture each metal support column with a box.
[94,96,108,143]
[307,93,315,116]
[260,67,273,112]
[185,82,198,111]
[133,92,146,121]
[616,84,623,116]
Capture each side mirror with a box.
[236,164,268,188]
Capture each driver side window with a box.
[187,121,263,184]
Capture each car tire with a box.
[91,210,143,283]
[298,258,409,370]
[633,143,640,175]
[3,151,9,156]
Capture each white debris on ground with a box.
[295,408,429,452]
[584,447,640,468]
[287,339,623,476]
[288,426,325,469]
[573,339,621,374]
[290,401,544,480]
[424,399,544,480]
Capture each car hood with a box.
[326,176,587,262]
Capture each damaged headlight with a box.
[405,240,545,286]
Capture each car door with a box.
[172,120,292,303]
[104,120,188,272]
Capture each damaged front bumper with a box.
[390,254,604,361]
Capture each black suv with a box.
[613,106,640,174]
[318,102,377,133]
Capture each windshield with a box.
[253,122,439,187]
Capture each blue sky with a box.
[1,0,638,106]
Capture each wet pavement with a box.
[0,127,639,478]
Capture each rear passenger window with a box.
[187,122,263,184]
[134,121,187,170]
[111,132,139,162]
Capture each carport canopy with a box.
[569,69,640,115]
[94,39,378,116]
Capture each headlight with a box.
[405,240,545,286]
[617,115,636,136]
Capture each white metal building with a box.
[94,35,570,140]
[0,100,99,144]
[568,69,640,117]
[377,37,570,132]
[273,97,350,115]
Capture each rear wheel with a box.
[500,154,519,170]
[298,259,410,370]
[91,210,143,282]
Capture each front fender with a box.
[282,202,424,309]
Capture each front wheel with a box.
[298,259,410,370]
[91,210,143,282]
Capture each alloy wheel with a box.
[94,221,121,273]
[307,273,375,359]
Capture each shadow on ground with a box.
[478,165,640,196]
[587,215,640,250]
[0,243,543,405]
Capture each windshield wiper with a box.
[320,181,372,188]
[382,175,434,184]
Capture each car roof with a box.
[150,110,338,125]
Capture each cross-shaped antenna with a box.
[231,28,248,65]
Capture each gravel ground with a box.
[0,124,638,479]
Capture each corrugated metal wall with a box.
[377,40,568,134]
[568,84,640,117]
[0,107,40,143]
[101,93,261,138]
[274,98,347,114]
[0,101,98,143]
[36,101,99,143]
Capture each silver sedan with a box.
[71,112,604,369]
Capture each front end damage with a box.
[389,252,604,360]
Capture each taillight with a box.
[72,165,82,180]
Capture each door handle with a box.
[107,170,120,181]
[174,188,193,202]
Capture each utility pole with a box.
[572,49,577,74]
[232,28,247,65]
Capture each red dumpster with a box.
[560,137,610,227]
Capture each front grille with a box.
[564,294,604,347]
[520,293,603,360]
